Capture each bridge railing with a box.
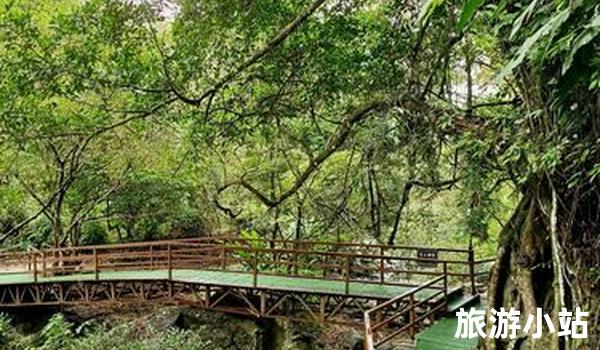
[178,237,493,293]
[0,249,36,275]
[0,241,220,282]
[363,269,449,350]
[0,237,493,296]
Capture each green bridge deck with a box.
[0,269,437,301]
[415,302,483,350]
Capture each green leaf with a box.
[562,14,600,74]
[457,0,486,33]
[496,8,571,82]
[417,0,444,25]
[590,164,600,183]
[509,0,540,39]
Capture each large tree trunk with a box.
[485,175,599,350]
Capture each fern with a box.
[38,314,74,350]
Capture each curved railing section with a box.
[363,272,448,350]
[0,237,493,296]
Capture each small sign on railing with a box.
[417,248,438,268]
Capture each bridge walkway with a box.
[0,236,493,349]
[0,269,438,300]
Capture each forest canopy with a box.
[0,0,598,348]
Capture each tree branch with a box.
[388,177,460,245]
[173,0,328,106]
[216,97,389,208]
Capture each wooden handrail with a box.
[36,236,473,254]
[187,236,473,253]
[363,269,448,350]
[6,236,489,269]
[221,245,473,264]
[367,274,445,316]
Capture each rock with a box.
[176,308,262,350]
[333,327,364,350]
[269,319,325,350]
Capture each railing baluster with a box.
[379,246,385,283]
[42,251,46,277]
[168,243,173,280]
[409,294,416,338]
[94,248,99,280]
[443,261,448,309]
[468,245,475,294]
[345,256,351,294]
[33,254,38,283]
[221,246,226,271]
[253,249,258,287]
[293,241,299,275]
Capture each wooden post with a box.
[149,245,154,269]
[408,294,416,339]
[364,312,374,350]
[443,262,448,298]
[220,246,226,271]
[42,251,46,277]
[253,249,258,287]
[204,286,211,307]
[345,256,350,295]
[168,243,173,280]
[33,254,38,283]
[260,291,266,316]
[293,248,298,276]
[271,240,276,267]
[468,245,476,294]
[379,246,385,283]
[93,249,99,281]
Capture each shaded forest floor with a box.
[2,303,375,350]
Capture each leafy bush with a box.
[0,313,212,350]
[71,323,211,350]
[38,314,74,350]
[0,314,12,346]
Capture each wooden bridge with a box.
[0,237,493,349]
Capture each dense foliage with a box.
[0,313,211,350]
[0,0,516,253]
